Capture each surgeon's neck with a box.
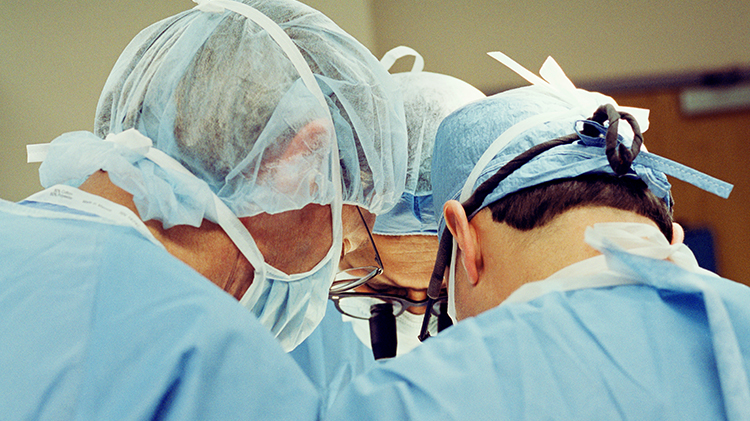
[78,170,254,299]
[458,206,661,319]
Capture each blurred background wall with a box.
[2,0,749,283]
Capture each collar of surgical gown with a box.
[504,222,709,306]
[503,222,750,421]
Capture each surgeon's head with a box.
[41,0,407,351]
[427,53,730,325]
[333,47,485,358]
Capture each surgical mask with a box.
[394,309,435,354]
[343,302,439,358]
[241,219,342,352]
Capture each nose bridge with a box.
[405,288,428,315]
[408,288,428,301]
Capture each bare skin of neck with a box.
[78,170,333,300]
[453,206,665,320]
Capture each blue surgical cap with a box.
[432,54,732,236]
[373,49,485,236]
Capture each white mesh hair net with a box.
[81,0,407,226]
[394,70,485,196]
[373,46,485,235]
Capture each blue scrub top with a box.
[290,300,375,414]
[0,200,321,420]
[325,251,750,420]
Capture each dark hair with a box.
[487,173,674,242]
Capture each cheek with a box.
[338,248,373,271]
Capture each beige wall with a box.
[613,90,750,285]
[372,0,750,92]
[1,1,192,201]
[303,0,375,50]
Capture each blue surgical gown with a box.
[0,200,320,420]
[325,248,750,420]
[290,300,375,413]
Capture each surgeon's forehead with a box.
[342,233,438,290]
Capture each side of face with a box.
[451,246,474,321]
[338,233,439,311]
[340,205,376,258]
[443,204,527,321]
[240,204,333,276]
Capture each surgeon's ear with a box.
[443,200,481,286]
[278,120,330,161]
[671,222,685,245]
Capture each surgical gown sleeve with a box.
[324,254,750,420]
[290,300,375,413]
[0,202,320,420]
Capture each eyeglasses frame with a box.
[329,206,385,293]
[330,290,448,320]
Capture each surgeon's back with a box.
[0,199,320,420]
[324,240,750,420]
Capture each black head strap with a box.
[419,103,642,342]
[593,104,643,175]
